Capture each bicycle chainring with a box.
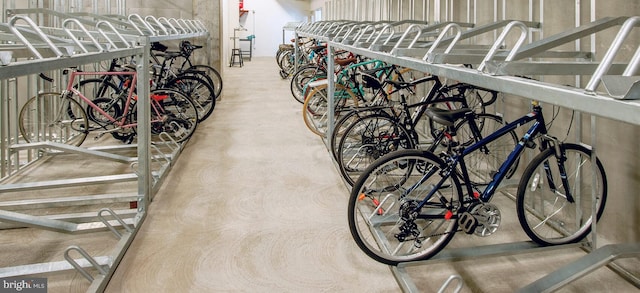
[469,202,501,237]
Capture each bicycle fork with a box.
[537,135,576,203]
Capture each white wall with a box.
[236,0,311,56]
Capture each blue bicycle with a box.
[348,101,608,265]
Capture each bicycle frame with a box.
[64,71,138,128]
[64,71,170,134]
[413,103,553,212]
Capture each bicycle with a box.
[347,100,607,265]
[19,69,199,146]
[335,73,503,187]
[302,59,410,137]
[150,44,216,122]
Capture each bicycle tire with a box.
[19,92,89,146]
[302,83,358,137]
[330,108,391,162]
[290,65,326,104]
[348,149,462,265]
[186,64,223,99]
[516,143,607,245]
[149,88,199,143]
[337,113,415,186]
[165,74,215,122]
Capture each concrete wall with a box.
[125,0,221,73]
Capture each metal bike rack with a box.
[296,6,640,291]
[0,3,209,291]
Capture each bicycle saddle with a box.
[156,51,182,58]
[335,57,357,67]
[426,107,471,126]
[360,72,383,89]
[310,45,326,53]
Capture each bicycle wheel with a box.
[150,88,199,143]
[516,143,607,245]
[302,83,358,137]
[75,78,121,101]
[186,64,223,99]
[348,149,463,265]
[330,108,390,162]
[337,113,415,186]
[290,65,326,104]
[454,113,518,185]
[166,74,215,122]
[19,92,88,146]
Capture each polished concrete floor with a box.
[2,57,638,292]
[104,57,639,292]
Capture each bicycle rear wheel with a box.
[186,64,223,99]
[348,149,462,265]
[19,92,88,146]
[166,74,215,122]
[516,143,607,245]
[150,88,199,143]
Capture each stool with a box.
[229,48,244,67]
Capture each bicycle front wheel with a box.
[516,143,607,245]
[19,92,88,146]
[302,83,357,137]
[349,149,463,265]
[337,113,415,186]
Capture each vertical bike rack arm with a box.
[145,15,169,36]
[423,23,462,61]
[64,246,108,282]
[177,19,194,34]
[390,23,425,53]
[168,18,185,34]
[157,17,179,35]
[367,23,395,50]
[477,20,530,72]
[585,16,640,92]
[190,20,206,33]
[339,23,365,44]
[128,13,155,36]
[62,18,104,53]
[8,15,64,59]
[353,24,376,45]
[96,20,133,49]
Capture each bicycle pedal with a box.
[458,212,478,234]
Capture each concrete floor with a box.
[104,57,639,292]
[2,57,638,292]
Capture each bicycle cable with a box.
[545,103,575,143]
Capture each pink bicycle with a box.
[19,69,199,146]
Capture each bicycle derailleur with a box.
[394,200,422,247]
[457,202,501,237]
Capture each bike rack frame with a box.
[0,4,209,291]
[296,9,640,292]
